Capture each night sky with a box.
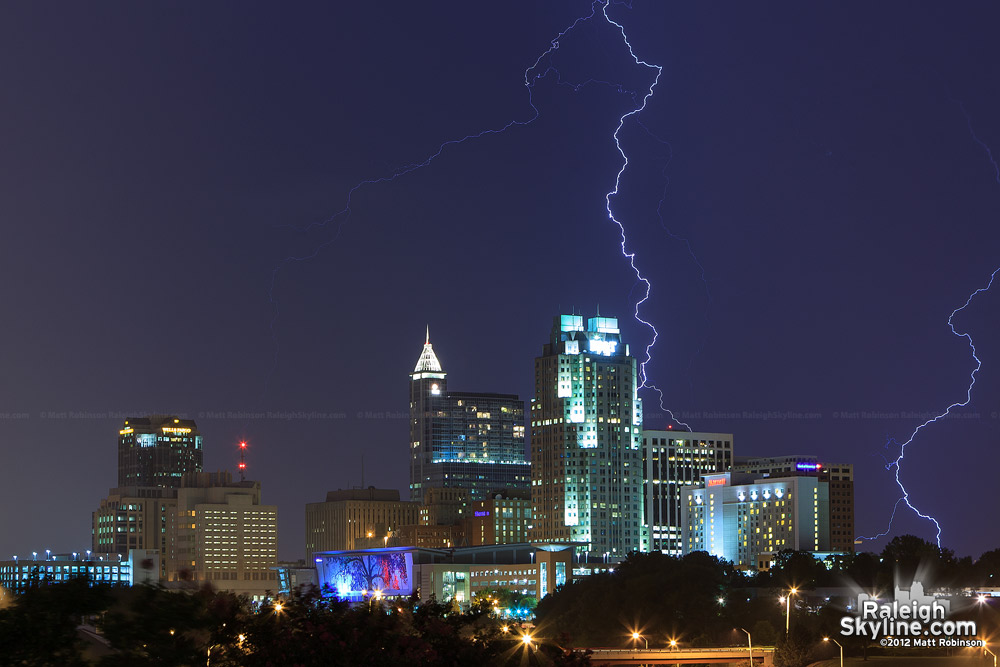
[3,2,999,562]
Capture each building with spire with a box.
[531,314,647,558]
[409,328,529,502]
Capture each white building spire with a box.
[414,327,443,373]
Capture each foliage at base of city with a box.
[0,582,585,667]
[534,535,1000,667]
[2,534,998,667]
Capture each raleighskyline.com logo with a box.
[839,581,977,642]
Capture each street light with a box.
[521,633,535,651]
[669,639,678,651]
[739,628,753,665]
[986,647,997,667]
[781,587,798,634]
[823,637,843,667]
[631,631,647,649]
[273,602,283,613]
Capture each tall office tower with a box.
[167,472,277,600]
[305,487,420,560]
[531,314,647,558]
[733,455,855,553]
[118,415,203,488]
[409,329,529,502]
[643,430,733,555]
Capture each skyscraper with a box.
[531,314,647,557]
[643,429,733,555]
[409,329,529,501]
[94,415,203,572]
[118,415,203,488]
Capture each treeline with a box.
[0,582,584,667]
[534,535,1000,665]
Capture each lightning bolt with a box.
[266,0,696,438]
[264,2,612,393]
[599,3,691,430]
[858,100,1000,547]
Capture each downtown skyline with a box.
[2,2,1000,562]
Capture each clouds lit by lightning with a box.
[859,101,1000,547]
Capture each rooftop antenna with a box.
[361,453,365,488]
[596,302,600,317]
[237,440,247,481]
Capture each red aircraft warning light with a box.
[238,441,248,481]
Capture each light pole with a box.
[739,628,752,665]
[780,587,797,634]
[631,632,647,649]
[823,637,843,667]
[986,646,997,667]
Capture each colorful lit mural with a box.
[316,551,413,599]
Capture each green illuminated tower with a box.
[530,314,647,559]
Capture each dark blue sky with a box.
[2,2,999,561]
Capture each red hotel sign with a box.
[706,478,727,487]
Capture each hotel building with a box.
[681,471,830,569]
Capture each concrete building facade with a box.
[305,487,420,560]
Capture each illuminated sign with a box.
[796,463,821,471]
[706,477,727,487]
[589,339,618,356]
[474,511,490,517]
[162,427,192,434]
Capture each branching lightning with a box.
[265,2,609,393]
[266,0,694,435]
[858,101,1000,547]
[599,3,690,429]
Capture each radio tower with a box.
[238,440,247,481]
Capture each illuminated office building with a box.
[733,455,855,553]
[681,471,830,570]
[531,314,647,558]
[166,472,278,600]
[409,330,528,501]
[643,430,733,555]
[118,415,202,488]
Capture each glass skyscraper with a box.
[409,330,528,502]
[531,314,647,558]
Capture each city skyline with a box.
[3,2,1000,563]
